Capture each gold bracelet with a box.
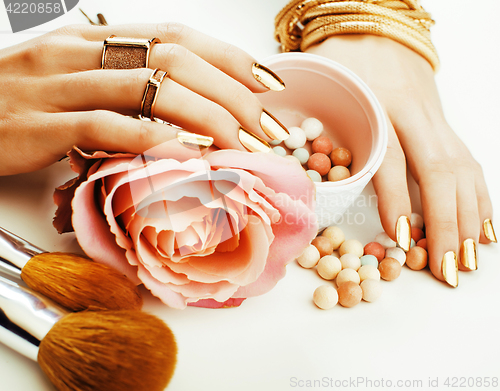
[275,0,439,71]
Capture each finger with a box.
[61,23,281,92]
[455,168,480,271]
[475,167,496,244]
[48,69,270,152]
[48,110,213,160]
[371,116,412,249]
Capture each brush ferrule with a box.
[0,227,45,277]
[0,275,66,361]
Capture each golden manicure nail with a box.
[483,218,497,243]
[260,109,290,141]
[396,215,411,252]
[176,131,213,150]
[442,251,459,288]
[252,63,286,91]
[238,127,272,153]
[460,238,477,271]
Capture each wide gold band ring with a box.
[102,35,160,69]
[141,69,168,121]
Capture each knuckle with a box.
[156,22,188,44]
[220,43,240,63]
[162,44,190,69]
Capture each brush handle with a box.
[0,275,66,361]
[0,227,45,277]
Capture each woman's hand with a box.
[307,34,495,286]
[0,23,288,175]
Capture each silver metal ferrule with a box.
[0,227,46,278]
[0,275,66,361]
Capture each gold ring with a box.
[141,69,168,121]
[101,35,160,69]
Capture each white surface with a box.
[0,1,499,391]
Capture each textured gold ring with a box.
[102,35,160,69]
[141,69,168,121]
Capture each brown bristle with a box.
[21,253,143,312]
[38,310,177,391]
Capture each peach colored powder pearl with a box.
[358,265,380,282]
[312,136,333,155]
[337,281,363,308]
[339,239,364,258]
[405,246,428,270]
[328,166,350,182]
[340,253,361,271]
[311,236,334,257]
[313,285,338,309]
[322,226,345,250]
[416,238,427,250]
[308,153,331,176]
[330,147,352,167]
[360,279,383,302]
[379,257,402,281]
[411,227,425,242]
[363,242,385,263]
[297,244,321,268]
[317,255,342,280]
[336,268,360,286]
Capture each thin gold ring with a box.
[141,69,168,121]
[101,35,160,69]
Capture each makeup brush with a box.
[0,275,177,391]
[0,226,142,311]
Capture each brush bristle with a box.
[38,310,177,391]
[21,253,142,312]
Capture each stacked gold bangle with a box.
[275,0,439,71]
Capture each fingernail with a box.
[396,215,411,252]
[177,131,213,150]
[260,109,289,141]
[460,238,477,271]
[252,63,285,91]
[238,127,272,153]
[442,251,458,288]
[483,218,497,243]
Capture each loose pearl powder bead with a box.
[379,257,402,281]
[363,242,385,262]
[374,232,396,249]
[336,268,360,286]
[321,226,345,250]
[311,236,334,258]
[361,279,383,302]
[308,153,331,176]
[337,281,362,308]
[405,246,428,270]
[272,146,287,157]
[417,238,427,250]
[313,285,338,310]
[301,117,324,141]
[297,244,321,269]
[358,265,380,282]
[306,170,322,182]
[411,227,424,242]
[292,148,310,165]
[317,255,342,280]
[360,254,379,268]
[284,126,306,149]
[312,136,333,155]
[269,139,282,146]
[339,239,364,258]
[411,212,424,230]
[340,253,361,271]
[328,166,350,182]
[330,147,352,167]
[385,247,406,266]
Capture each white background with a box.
[0,1,499,390]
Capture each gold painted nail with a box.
[442,251,458,288]
[260,109,289,141]
[177,131,213,150]
[396,215,411,252]
[238,127,271,153]
[483,218,497,243]
[252,63,285,91]
[460,238,477,271]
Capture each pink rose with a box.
[54,143,317,309]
